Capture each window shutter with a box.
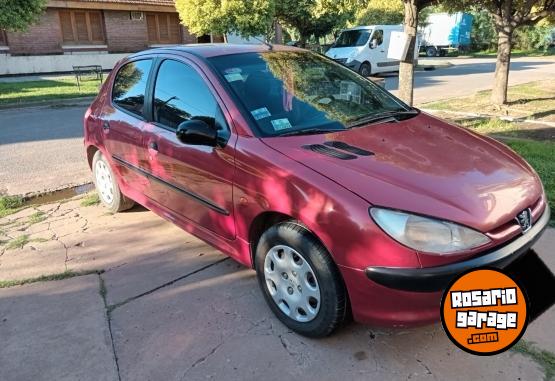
[89,12,104,42]
[146,14,157,42]
[169,14,181,43]
[74,12,88,42]
[158,14,169,41]
[59,11,74,42]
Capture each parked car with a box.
[420,12,474,57]
[325,25,403,76]
[84,44,549,337]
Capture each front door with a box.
[102,59,153,194]
[142,58,236,240]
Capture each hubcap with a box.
[263,245,321,322]
[95,160,114,205]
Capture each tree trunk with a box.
[398,0,419,106]
[299,34,308,48]
[491,28,513,105]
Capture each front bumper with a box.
[365,207,551,293]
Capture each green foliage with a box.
[514,22,554,51]
[354,0,404,26]
[80,193,100,207]
[175,0,274,37]
[470,10,497,50]
[0,0,47,32]
[175,0,356,43]
[0,196,24,210]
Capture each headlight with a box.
[345,51,357,63]
[370,208,490,255]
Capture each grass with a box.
[28,211,47,224]
[470,47,555,58]
[0,195,25,218]
[512,340,555,381]
[422,80,555,121]
[0,76,102,105]
[80,193,100,207]
[0,269,103,288]
[504,139,555,226]
[5,234,29,250]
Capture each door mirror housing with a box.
[176,119,218,147]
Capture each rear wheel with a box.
[426,46,438,57]
[359,62,371,77]
[255,221,347,337]
[92,151,134,213]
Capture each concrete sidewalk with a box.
[0,196,554,380]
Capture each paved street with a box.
[386,56,555,103]
[0,197,553,381]
[0,103,91,196]
[1,56,554,196]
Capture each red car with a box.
[84,44,549,337]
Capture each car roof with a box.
[128,43,304,60]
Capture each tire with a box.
[359,62,371,77]
[255,221,347,337]
[92,150,134,213]
[426,46,438,57]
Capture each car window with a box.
[372,30,384,46]
[334,30,371,48]
[153,59,225,132]
[112,59,153,117]
[209,51,409,137]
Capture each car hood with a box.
[325,47,361,59]
[261,113,542,233]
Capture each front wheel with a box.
[255,222,347,337]
[92,150,134,213]
[359,62,371,77]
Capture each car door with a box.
[369,29,388,73]
[102,59,153,194]
[141,58,236,240]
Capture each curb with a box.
[22,182,94,206]
[0,97,94,110]
[420,108,555,128]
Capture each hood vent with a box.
[302,144,357,160]
[324,141,374,156]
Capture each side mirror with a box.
[176,119,217,147]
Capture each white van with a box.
[325,25,403,76]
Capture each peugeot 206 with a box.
[84,44,549,337]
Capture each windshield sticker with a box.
[251,107,271,120]
[271,118,292,131]
[224,73,243,82]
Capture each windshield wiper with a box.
[347,109,419,128]
[278,127,347,137]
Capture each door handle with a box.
[148,141,158,151]
[102,121,110,130]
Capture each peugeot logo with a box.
[515,208,532,233]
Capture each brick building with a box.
[0,0,223,75]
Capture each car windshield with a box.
[209,51,411,137]
[334,30,371,47]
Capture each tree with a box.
[275,0,356,47]
[355,0,404,26]
[175,0,274,38]
[0,0,47,32]
[398,0,437,106]
[175,0,355,45]
[447,0,555,105]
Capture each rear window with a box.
[112,59,153,118]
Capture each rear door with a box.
[141,58,236,240]
[102,59,154,194]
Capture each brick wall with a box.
[5,8,199,56]
[6,9,63,55]
[104,10,149,53]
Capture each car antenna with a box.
[252,36,273,50]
